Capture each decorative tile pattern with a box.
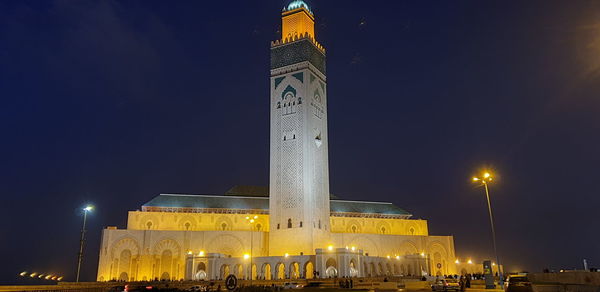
[271,39,326,74]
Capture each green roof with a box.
[142,191,411,217]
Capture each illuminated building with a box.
[96,1,458,281]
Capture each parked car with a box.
[283,282,303,289]
[505,275,533,292]
[431,279,460,291]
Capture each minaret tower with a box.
[269,1,330,256]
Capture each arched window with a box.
[318,220,321,229]
[221,223,228,231]
[146,221,153,230]
[287,218,292,228]
[277,223,280,230]
[256,224,262,231]
[299,221,303,227]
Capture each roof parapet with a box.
[271,32,325,54]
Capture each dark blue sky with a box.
[1,0,599,284]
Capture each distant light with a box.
[19,271,27,277]
[468,259,473,264]
[492,263,496,266]
[351,246,356,251]
[472,177,479,181]
[199,251,205,256]
[455,259,460,264]
[420,252,425,257]
[84,205,94,212]
[187,251,193,255]
[245,216,250,220]
[483,172,490,178]
[51,276,57,280]
[30,273,37,278]
[396,255,400,260]
[250,219,255,223]
[284,253,289,258]
[327,245,333,251]
[387,255,390,259]
[243,253,250,259]
[38,274,44,278]
[57,277,63,281]
[45,275,52,280]
[253,216,258,219]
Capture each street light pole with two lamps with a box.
[245,215,258,285]
[472,172,503,287]
[76,205,93,282]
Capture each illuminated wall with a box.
[282,8,314,41]
[330,217,428,236]
[127,211,269,232]
[128,210,427,236]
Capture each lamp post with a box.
[76,205,93,282]
[472,172,503,287]
[245,215,258,286]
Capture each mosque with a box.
[96,1,458,282]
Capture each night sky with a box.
[1,0,599,284]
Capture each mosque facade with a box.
[96,1,458,282]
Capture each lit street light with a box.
[76,205,93,282]
[472,172,503,287]
[245,215,258,285]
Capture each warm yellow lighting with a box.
[250,219,255,223]
[51,276,57,280]
[484,172,490,178]
[57,277,63,281]
[30,273,37,278]
[245,216,250,220]
[472,177,479,181]
[351,246,356,251]
[38,274,44,278]
[387,255,391,259]
[282,5,315,41]
[45,275,51,280]
[84,205,94,212]
[187,251,193,255]
[243,253,250,259]
[455,259,460,264]
[19,271,27,277]
[468,259,473,264]
[492,262,496,266]
[327,245,333,251]
[420,252,425,257]
[199,251,205,256]
[284,253,289,258]
[253,216,258,219]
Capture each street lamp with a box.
[472,172,503,287]
[76,205,93,282]
[245,215,258,285]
